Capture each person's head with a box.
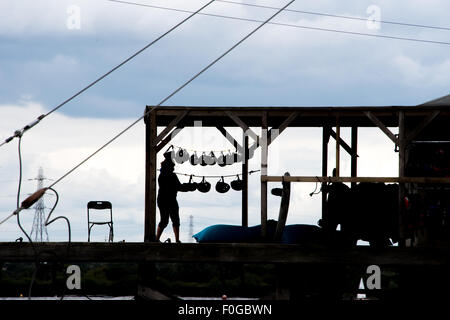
[161,157,175,173]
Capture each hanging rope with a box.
[169,169,260,179]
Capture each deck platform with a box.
[0,242,449,266]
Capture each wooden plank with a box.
[351,126,358,189]
[145,110,157,242]
[398,111,406,247]
[364,111,399,145]
[329,129,357,157]
[156,126,184,153]
[262,175,450,184]
[274,173,291,242]
[225,110,260,142]
[242,135,249,227]
[0,242,449,266]
[406,110,441,142]
[321,127,330,222]
[261,112,268,238]
[335,117,340,177]
[153,110,189,146]
[216,126,243,152]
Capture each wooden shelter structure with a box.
[144,102,450,246]
[2,97,450,300]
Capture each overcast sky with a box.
[0,0,448,243]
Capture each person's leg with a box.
[157,201,169,242]
[173,225,180,243]
[156,226,164,242]
[170,202,181,243]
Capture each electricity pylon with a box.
[30,167,49,242]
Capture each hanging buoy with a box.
[203,151,216,165]
[174,147,189,164]
[190,152,199,166]
[186,175,197,192]
[200,152,208,166]
[225,151,234,165]
[216,177,230,193]
[231,175,244,191]
[197,177,211,193]
[217,152,227,167]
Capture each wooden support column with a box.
[351,126,358,189]
[261,112,268,238]
[335,117,340,177]
[398,111,406,247]
[242,135,249,227]
[322,126,330,221]
[145,109,157,242]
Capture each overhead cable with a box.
[1,0,295,226]
[217,0,450,31]
[0,0,216,149]
[106,0,450,46]
[45,0,295,191]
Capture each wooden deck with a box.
[1,242,449,266]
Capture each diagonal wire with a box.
[47,0,296,190]
[216,0,450,31]
[0,0,216,149]
[105,0,450,46]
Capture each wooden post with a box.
[351,126,358,189]
[242,134,249,227]
[144,109,157,242]
[335,117,340,177]
[322,126,330,221]
[261,112,268,238]
[398,111,406,247]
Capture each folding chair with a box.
[87,201,114,242]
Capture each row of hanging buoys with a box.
[183,175,243,193]
[168,146,249,166]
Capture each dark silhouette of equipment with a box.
[87,201,114,242]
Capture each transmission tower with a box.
[188,215,194,243]
[30,167,49,242]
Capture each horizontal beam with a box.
[262,175,450,184]
[0,242,449,266]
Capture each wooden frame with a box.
[144,105,449,244]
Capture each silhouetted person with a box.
[156,156,186,243]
